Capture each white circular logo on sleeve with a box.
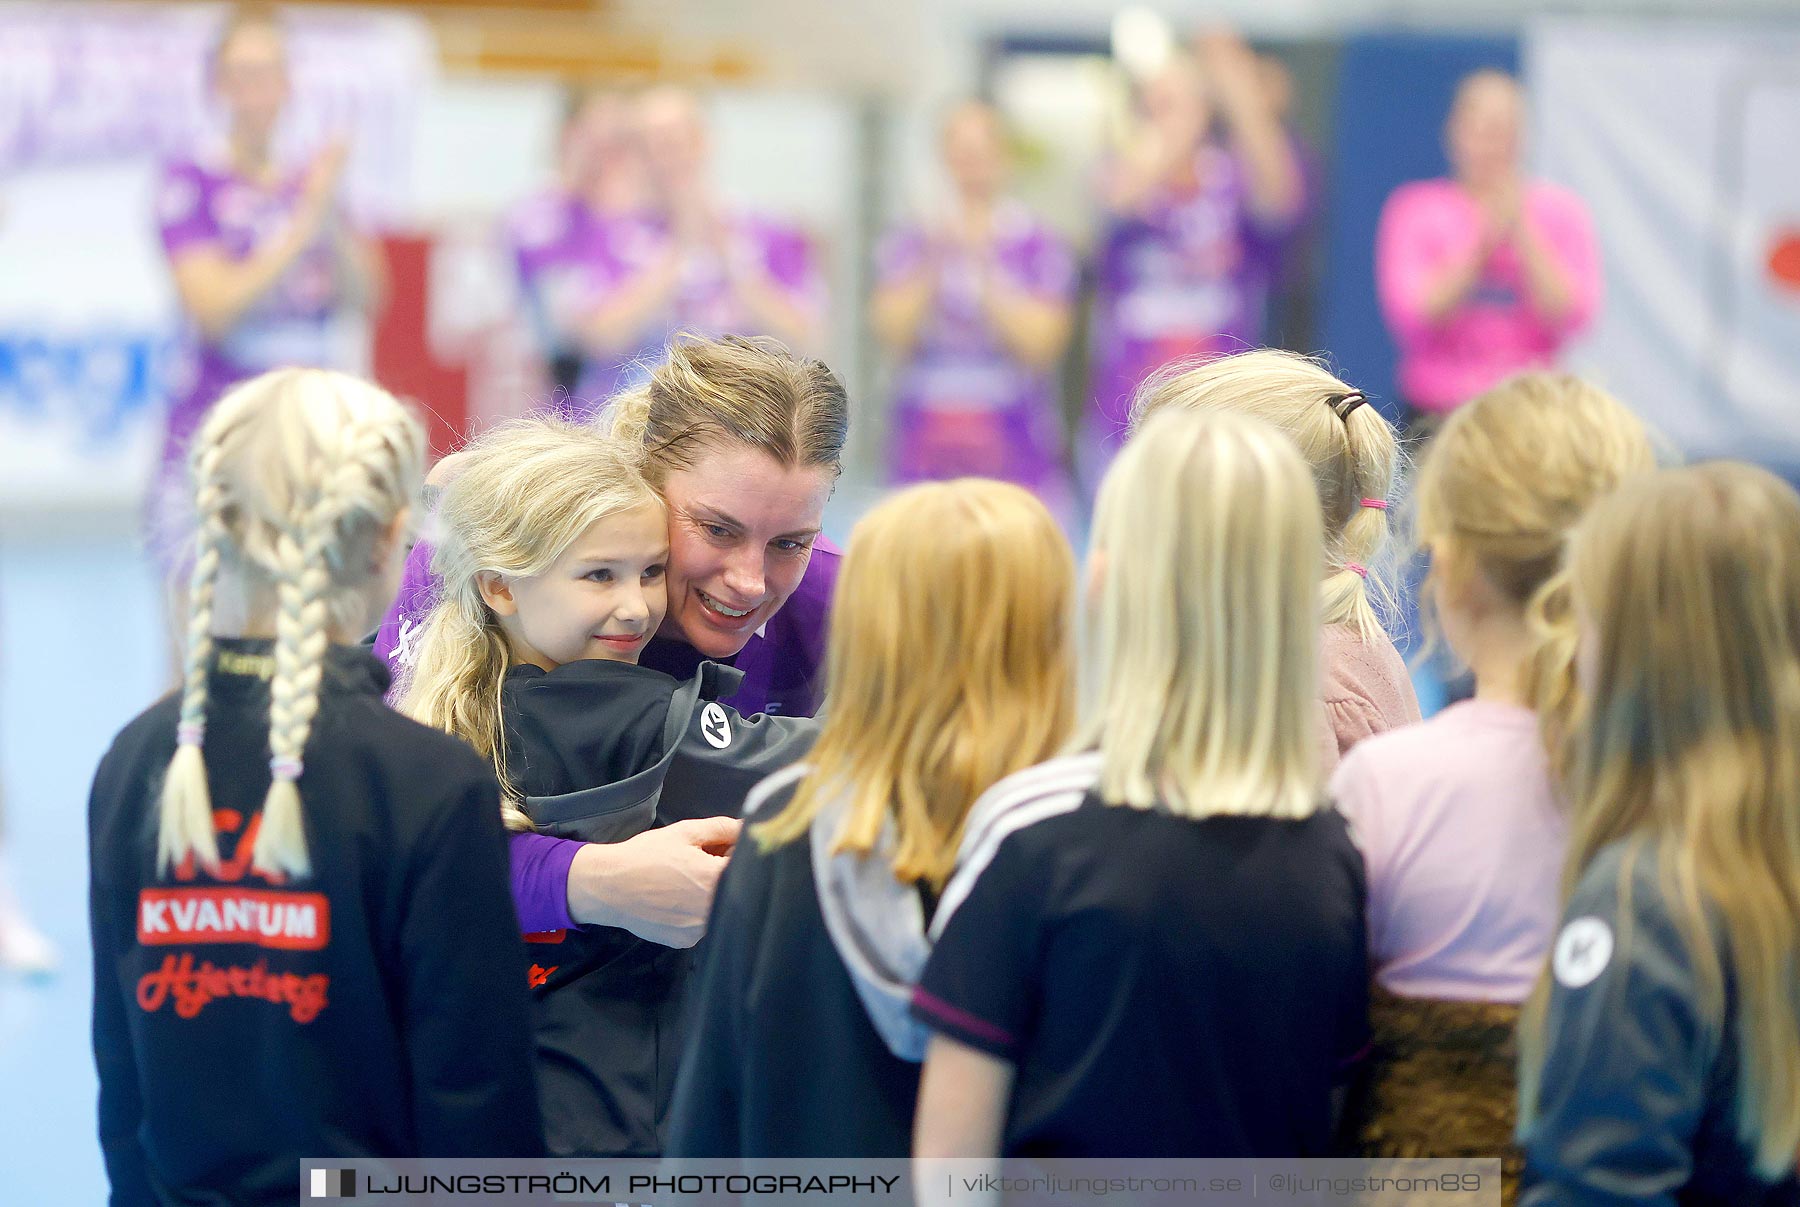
[700,703,732,749]
[1552,916,1615,989]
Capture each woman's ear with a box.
[477,570,519,616]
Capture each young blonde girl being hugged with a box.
[401,416,816,1159]
[665,479,1075,1157]
[88,370,542,1206]
[1331,375,1653,1191]
[1518,463,1800,1205]
[1130,348,1418,771]
[912,409,1368,1157]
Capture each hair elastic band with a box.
[176,722,205,747]
[1344,562,1369,580]
[269,756,304,784]
[1359,498,1389,511]
[1329,391,1370,421]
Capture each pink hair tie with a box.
[1345,562,1369,580]
[1360,498,1389,511]
[176,722,205,747]
[269,756,304,784]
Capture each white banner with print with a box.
[0,3,431,519]
[1527,19,1800,468]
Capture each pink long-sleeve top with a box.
[1376,178,1601,414]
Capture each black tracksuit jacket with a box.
[88,640,543,1206]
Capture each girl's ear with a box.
[477,571,519,617]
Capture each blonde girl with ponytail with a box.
[1130,348,1419,771]
[1518,463,1800,1204]
[87,368,542,1204]
[1329,374,1654,1194]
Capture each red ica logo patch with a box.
[1768,228,1800,295]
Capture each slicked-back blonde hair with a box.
[1414,374,1654,774]
[399,417,663,830]
[1130,349,1398,643]
[1086,408,1323,818]
[1518,463,1800,1177]
[161,368,425,879]
[603,333,848,488]
[755,480,1076,889]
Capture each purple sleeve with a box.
[372,537,441,669]
[509,831,581,934]
[758,222,822,304]
[156,162,220,257]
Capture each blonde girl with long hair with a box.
[87,368,540,1204]
[1330,374,1653,1193]
[401,415,818,1158]
[664,479,1075,1157]
[1517,463,1800,1205]
[1131,347,1419,771]
[913,409,1368,1158]
[371,333,847,999]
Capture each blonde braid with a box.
[155,439,233,875]
[252,415,400,879]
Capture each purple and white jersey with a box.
[878,202,1075,496]
[1087,146,1290,462]
[502,190,650,415]
[151,157,358,566]
[610,211,823,358]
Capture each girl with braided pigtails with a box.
[1130,348,1420,772]
[87,368,542,1206]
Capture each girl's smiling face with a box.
[658,445,835,659]
[481,502,670,671]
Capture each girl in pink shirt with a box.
[1332,373,1653,1191]
[1376,71,1601,421]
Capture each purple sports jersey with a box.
[503,191,657,414]
[605,211,822,363]
[1086,146,1290,476]
[149,158,359,569]
[879,202,1076,508]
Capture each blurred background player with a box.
[148,8,383,614]
[565,87,825,384]
[1085,30,1304,483]
[871,101,1077,516]
[504,89,656,412]
[1376,70,1600,434]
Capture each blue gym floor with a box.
[0,530,163,1201]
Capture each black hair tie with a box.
[1329,390,1369,421]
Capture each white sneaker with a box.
[0,914,57,977]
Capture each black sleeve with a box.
[663,838,769,1158]
[396,769,546,1156]
[1518,849,1711,1207]
[87,740,155,1207]
[503,665,671,797]
[912,829,1047,1061]
[656,709,819,824]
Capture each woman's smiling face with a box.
[657,444,835,658]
